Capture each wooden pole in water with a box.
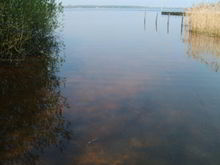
[144,8,146,31]
[181,15,184,35]
[167,13,170,34]
[155,13,158,32]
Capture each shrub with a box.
[0,0,63,59]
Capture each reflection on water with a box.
[185,32,220,72]
[0,43,72,164]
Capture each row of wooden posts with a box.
[144,10,185,35]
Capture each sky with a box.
[60,0,219,7]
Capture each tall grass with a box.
[0,0,63,59]
[186,2,220,37]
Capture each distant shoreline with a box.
[64,5,185,11]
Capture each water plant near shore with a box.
[186,2,220,37]
[0,0,63,60]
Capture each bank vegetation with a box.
[186,2,220,37]
[0,0,63,60]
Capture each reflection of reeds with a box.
[186,3,220,37]
[184,31,220,72]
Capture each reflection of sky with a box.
[61,0,219,7]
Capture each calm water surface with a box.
[1,8,220,165]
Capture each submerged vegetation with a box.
[187,2,220,37]
[0,0,63,59]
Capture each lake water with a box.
[1,8,220,165]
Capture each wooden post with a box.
[181,15,184,35]
[167,14,170,34]
[155,13,158,32]
[144,8,146,31]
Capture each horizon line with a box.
[63,5,187,9]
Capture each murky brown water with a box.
[1,8,220,165]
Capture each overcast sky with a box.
[61,0,219,7]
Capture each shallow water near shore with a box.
[1,8,220,165]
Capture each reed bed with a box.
[186,2,220,37]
